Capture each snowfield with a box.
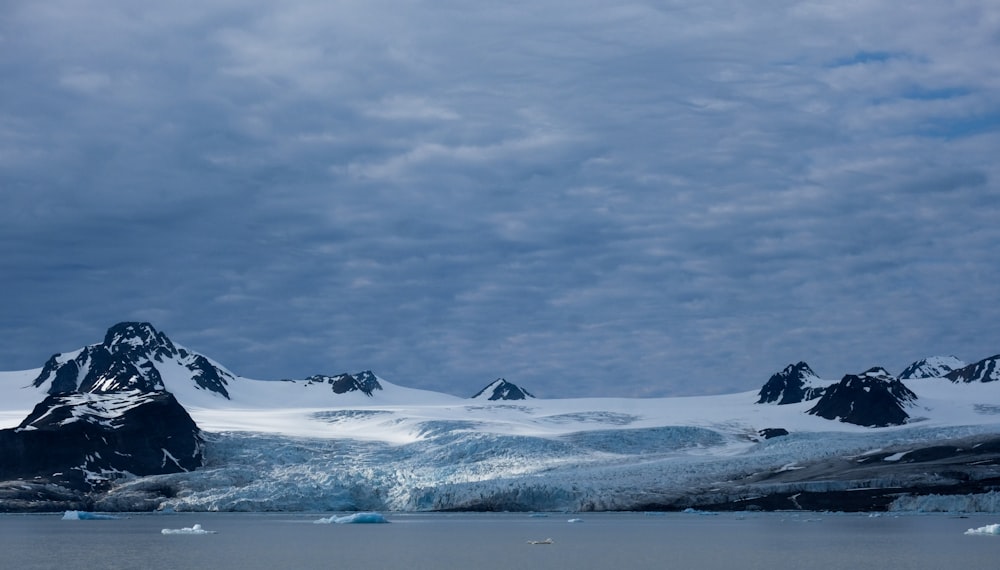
[4,364,1000,513]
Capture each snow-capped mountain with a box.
[471,378,535,400]
[900,356,967,380]
[946,355,1000,384]
[3,324,1000,514]
[756,361,827,404]
[32,322,236,399]
[806,367,917,427]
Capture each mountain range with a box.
[2,322,1000,513]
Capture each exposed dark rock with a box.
[807,367,916,427]
[0,391,203,491]
[758,428,789,439]
[756,362,826,404]
[664,434,1000,512]
[472,378,535,400]
[304,371,383,396]
[31,322,234,399]
[946,355,1000,384]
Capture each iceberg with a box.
[314,512,389,524]
[62,511,120,520]
[965,524,1000,536]
[161,523,217,535]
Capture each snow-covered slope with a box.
[3,324,1000,513]
[900,356,967,379]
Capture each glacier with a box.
[4,323,1000,513]
[90,417,1000,513]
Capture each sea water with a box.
[2,511,999,569]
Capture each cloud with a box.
[1,1,998,398]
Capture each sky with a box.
[2,1,999,398]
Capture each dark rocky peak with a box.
[899,356,966,379]
[30,322,234,399]
[756,362,825,405]
[104,322,178,360]
[304,371,383,396]
[945,355,1000,384]
[471,378,535,401]
[807,368,917,427]
[353,370,383,394]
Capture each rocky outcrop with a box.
[471,378,535,400]
[756,362,826,404]
[806,367,916,427]
[302,371,383,396]
[946,355,1000,384]
[0,390,203,491]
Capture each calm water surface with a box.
[2,511,999,569]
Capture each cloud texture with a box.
[2,1,999,397]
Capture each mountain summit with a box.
[31,322,235,399]
[807,367,917,427]
[2,322,208,493]
[471,378,535,400]
[756,362,826,405]
[899,356,966,379]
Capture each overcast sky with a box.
[2,1,998,398]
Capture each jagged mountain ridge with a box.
[3,323,1000,513]
[806,367,918,428]
[946,355,1000,384]
[299,371,383,396]
[900,356,967,380]
[32,322,236,399]
[756,361,825,405]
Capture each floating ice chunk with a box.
[527,538,554,544]
[314,512,389,524]
[682,508,718,515]
[965,524,1000,536]
[567,518,584,523]
[161,523,217,535]
[62,511,120,520]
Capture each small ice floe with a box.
[314,512,389,524]
[682,508,717,516]
[161,524,217,535]
[527,538,554,545]
[62,511,120,520]
[567,518,584,523]
[965,524,1000,536]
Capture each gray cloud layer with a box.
[2,1,999,397]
